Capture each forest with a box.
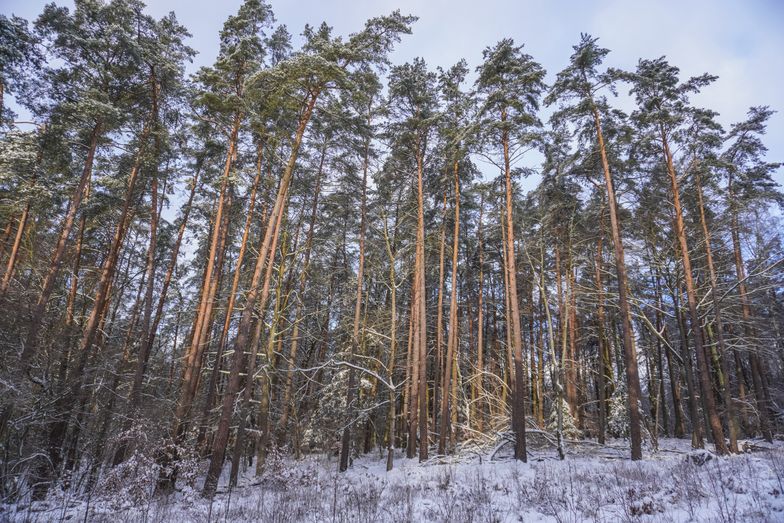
[0,0,782,520]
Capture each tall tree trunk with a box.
[383,204,399,470]
[474,192,485,433]
[433,190,448,439]
[340,109,372,471]
[501,111,527,462]
[661,129,727,455]
[42,111,152,484]
[406,286,418,459]
[536,240,565,459]
[411,135,429,462]
[695,167,739,452]
[21,121,103,369]
[728,175,773,442]
[593,208,610,444]
[139,71,161,403]
[172,114,242,448]
[0,199,31,296]
[591,105,643,460]
[277,140,326,441]
[197,141,266,450]
[652,263,685,438]
[75,123,151,399]
[566,255,579,422]
[114,162,202,466]
[671,276,704,447]
[202,89,320,498]
[231,221,290,487]
[438,159,460,454]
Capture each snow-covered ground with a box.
[4,438,784,522]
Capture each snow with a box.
[4,438,783,522]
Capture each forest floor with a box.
[4,436,784,522]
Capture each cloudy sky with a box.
[4,0,783,187]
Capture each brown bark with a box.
[202,89,319,498]
[340,108,372,471]
[661,128,727,455]
[405,287,418,458]
[172,114,241,447]
[671,277,704,447]
[500,215,513,410]
[474,192,485,432]
[652,263,686,438]
[501,110,527,461]
[566,258,579,422]
[728,175,773,442]
[197,141,266,450]
[695,167,739,452]
[438,159,460,454]
[232,219,290,486]
[593,211,610,444]
[139,70,162,385]
[383,204,399,470]
[21,121,102,369]
[434,190,448,438]
[277,140,326,441]
[74,118,153,405]
[0,199,30,296]
[44,107,153,483]
[113,163,202,466]
[592,106,643,460]
[408,131,429,462]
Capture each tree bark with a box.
[340,108,372,471]
[501,110,527,462]
[21,121,103,369]
[474,192,485,432]
[592,106,643,460]
[172,114,242,447]
[728,175,773,442]
[202,89,320,498]
[277,140,326,441]
[438,159,460,455]
[695,167,739,452]
[661,128,727,455]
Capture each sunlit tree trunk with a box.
[22,121,103,369]
[695,167,739,452]
[114,164,201,465]
[438,159,460,454]
[661,128,727,455]
[172,114,242,447]
[340,112,372,471]
[414,136,428,462]
[591,105,643,460]
[202,89,320,498]
[501,110,527,461]
[277,141,326,441]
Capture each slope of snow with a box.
[4,438,783,522]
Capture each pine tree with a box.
[0,14,40,126]
[386,57,439,462]
[626,57,728,455]
[202,10,415,497]
[721,106,783,442]
[476,38,546,462]
[546,34,644,460]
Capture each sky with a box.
[3,0,783,189]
